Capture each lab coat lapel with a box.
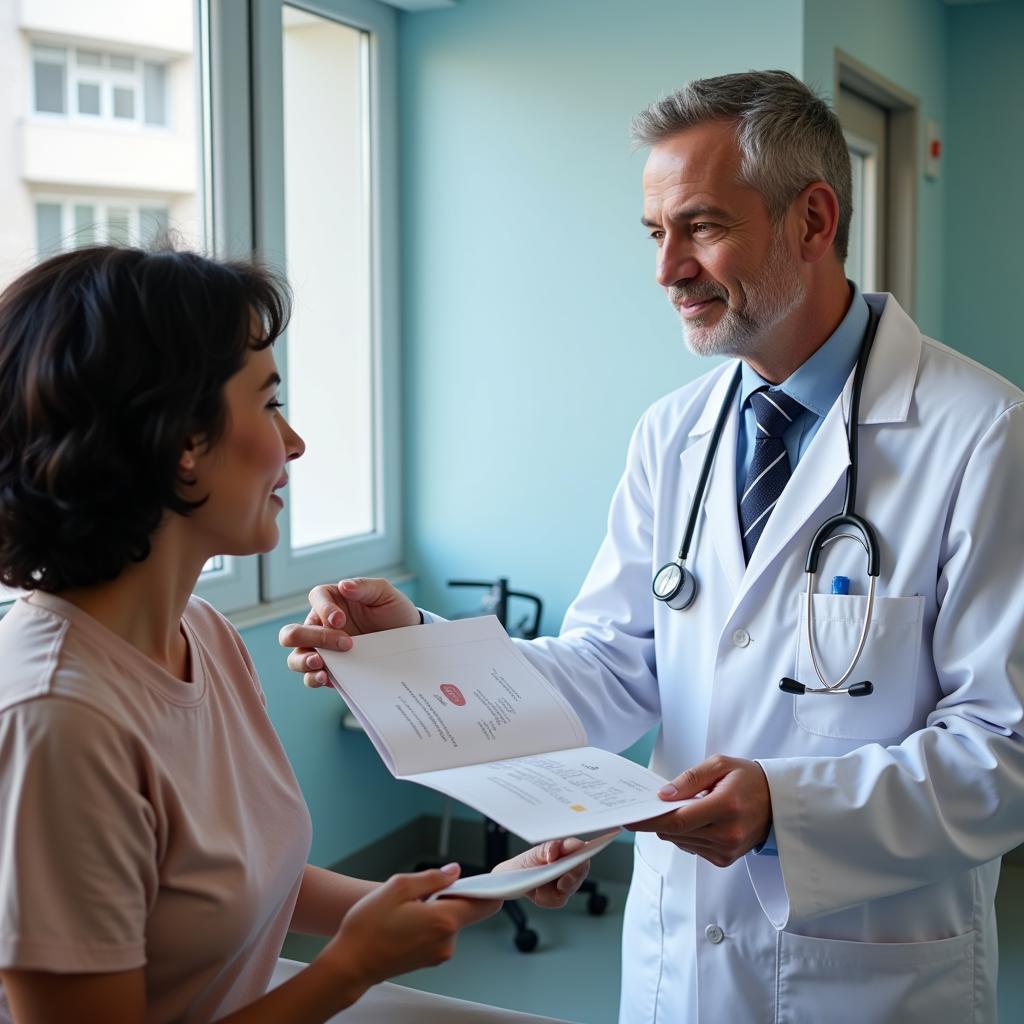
[737,293,920,601]
[680,364,745,594]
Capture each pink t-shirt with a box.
[0,592,313,1022]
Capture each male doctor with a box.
[282,71,1024,1022]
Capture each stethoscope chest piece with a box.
[653,561,697,610]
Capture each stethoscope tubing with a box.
[654,302,884,697]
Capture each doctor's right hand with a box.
[279,578,420,688]
[320,865,500,996]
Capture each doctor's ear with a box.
[793,181,840,264]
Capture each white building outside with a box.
[0,0,200,291]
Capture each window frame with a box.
[248,0,403,602]
[844,131,879,294]
[3,0,403,618]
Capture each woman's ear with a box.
[179,438,199,477]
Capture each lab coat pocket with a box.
[792,594,925,741]
[776,928,975,1024]
[619,838,665,1024]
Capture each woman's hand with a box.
[279,578,420,688]
[494,838,591,908]
[320,866,500,992]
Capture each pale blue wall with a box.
[399,0,803,631]
[802,0,948,338]
[944,0,1024,388]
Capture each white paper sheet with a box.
[320,617,586,776]
[431,830,619,900]
[318,618,687,842]
[407,746,685,844]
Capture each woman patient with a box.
[0,246,586,1023]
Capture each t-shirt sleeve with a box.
[0,697,156,973]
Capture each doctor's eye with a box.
[266,397,285,412]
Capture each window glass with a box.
[108,53,135,72]
[139,206,170,246]
[847,151,865,289]
[282,6,374,549]
[76,49,102,68]
[33,56,66,114]
[77,81,101,116]
[106,207,131,244]
[112,86,135,120]
[34,203,63,257]
[143,62,167,125]
[73,204,97,245]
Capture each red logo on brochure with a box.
[440,683,466,706]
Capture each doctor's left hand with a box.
[627,756,772,868]
[494,838,590,908]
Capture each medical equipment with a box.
[651,304,882,698]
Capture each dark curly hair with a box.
[0,245,291,592]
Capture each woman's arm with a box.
[289,864,377,937]
[2,867,499,1024]
[1,968,146,1024]
[1,961,365,1024]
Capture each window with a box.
[31,45,169,128]
[2,1,205,612]
[246,0,402,602]
[4,0,403,617]
[32,46,66,114]
[34,198,172,256]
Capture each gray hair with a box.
[631,70,852,261]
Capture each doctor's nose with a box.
[656,243,700,290]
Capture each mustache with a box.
[669,283,728,306]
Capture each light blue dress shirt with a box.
[739,283,868,856]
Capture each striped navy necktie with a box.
[739,387,806,562]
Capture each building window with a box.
[31,44,169,128]
[32,46,67,114]
[34,198,172,257]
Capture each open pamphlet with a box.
[430,830,619,901]
[316,616,687,844]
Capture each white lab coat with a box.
[516,295,1024,1023]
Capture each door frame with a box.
[834,49,919,316]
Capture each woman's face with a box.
[186,343,305,557]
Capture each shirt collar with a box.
[740,282,869,419]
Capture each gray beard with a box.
[675,230,806,360]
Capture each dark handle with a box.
[779,677,806,695]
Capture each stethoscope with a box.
[652,303,881,698]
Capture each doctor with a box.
[282,70,1024,1022]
